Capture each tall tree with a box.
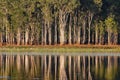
[0,0,119,45]
[54,0,79,45]
[41,0,53,45]
[105,14,118,45]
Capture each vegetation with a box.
[0,45,120,52]
[0,0,120,46]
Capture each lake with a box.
[0,53,120,80]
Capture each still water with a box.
[0,53,120,80]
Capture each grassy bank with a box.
[0,45,120,53]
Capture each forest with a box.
[0,0,120,45]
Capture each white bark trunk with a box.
[59,10,67,45]
[77,26,81,44]
[48,22,51,45]
[82,20,86,44]
[44,21,47,45]
[88,12,93,44]
[68,14,72,45]
[95,26,98,44]
[25,28,29,45]
[17,28,21,45]
[108,29,111,45]
[54,16,57,44]
[73,17,77,44]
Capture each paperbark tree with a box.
[105,15,118,45]
[54,0,79,45]
[0,0,119,45]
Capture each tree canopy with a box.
[0,0,119,45]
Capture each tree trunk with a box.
[59,27,65,45]
[88,23,91,44]
[108,29,111,45]
[41,22,44,45]
[95,26,98,44]
[88,12,93,44]
[4,14,8,45]
[54,16,57,45]
[99,35,102,45]
[0,33,3,45]
[30,24,34,45]
[17,28,21,45]
[114,33,118,45]
[73,16,77,44]
[82,19,86,44]
[5,26,8,44]
[78,13,82,45]
[77,26,81,44]
[10,33,14,45]
[21,33,25,45]
[36,28,40,45]
[25,27,29,45]
[59,10,67,45]
[48,22,51,45]
[68,14,72,45]
[44,21,47,45]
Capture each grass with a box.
[0,45,120,53]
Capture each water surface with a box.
[0,53,120,80]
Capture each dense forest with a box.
[0,0,120,45]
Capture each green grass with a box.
[0,46,120,53]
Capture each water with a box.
[0,53,120,80]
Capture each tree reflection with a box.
[88,56,92,80]
[0,55,119,80]
[59,55,67,80]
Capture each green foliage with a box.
[105,14,118,33]
[99,21,105,35]
[53,0,79,13]
[94,0,102,7]
[40,0,53,21]
[0,0,119,45]
[94,20,105,36]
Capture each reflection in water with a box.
[0,55,120,80]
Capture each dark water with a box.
[0,54,120,80]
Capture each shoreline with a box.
[0,45,120,53]
[0,44,120,48]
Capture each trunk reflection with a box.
[0,55,119,80]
